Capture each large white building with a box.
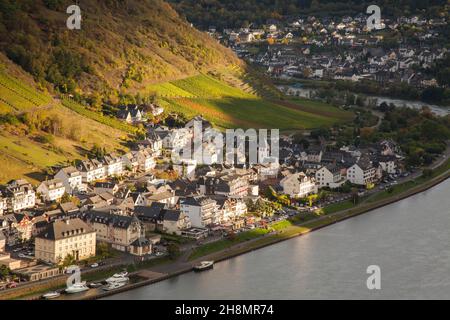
[55,166,85,194]
[78,159,106,183]
[346,158,377,186]
[35,218,96,264]
[280,172,318,198]
[102,154,124,177]
[180,196,219,228]
[37,179,66,202]
[315,165,346,189]
[4,179,36,212]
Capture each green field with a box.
[148,74,353,130]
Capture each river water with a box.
[276,85,449,116]
[106,179,450,300]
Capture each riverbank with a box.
[89,159,450,300]
[9,158,449,300]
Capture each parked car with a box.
[90,263,99,268]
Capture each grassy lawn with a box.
[188,228,270,261]
[320,200,355,214]
[151,74,353,131]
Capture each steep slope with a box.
[0,53,129,183]
[0,0,241,100]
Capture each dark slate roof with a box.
[130,237,150,247]
[134,203,165,220]
[163,210,181,222]
[84,211,138,229]
[37,218,94,240]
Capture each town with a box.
[1,101,438,294]
[207,13,449,102]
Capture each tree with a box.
[62,254,76,268]
[167,243,180,260]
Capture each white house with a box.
[123,147,156,173]
[55,166,85,194]
[37,179,66,202]
[77,159,106,183]
[315,165,346,189]
[162,210,191,235]
[0,197,6,216]
[180,196,219,228]
[280,172,318,198]
[346,158,377,186]
[102,154,123,177]
[377,155,397,174]
[4,179,36,212]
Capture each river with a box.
[105,179,450,300]
[276,85,450,116]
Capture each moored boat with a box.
[102,281,127,291]
[65,282,89,294]
[105,274,129,284]
[42,291,61,299]
[193,261,214,272]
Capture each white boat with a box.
[65,282,89,294]
[194,261,214,272]
[88,282,103,288]
[105,273,129,284]
[42,291,61,299]
[102,281,127,291]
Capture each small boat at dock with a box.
[42,291,61,299]
[65,282,89,294]
[103,281,127,291]
[193,261,214,272]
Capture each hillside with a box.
[0,0,241,101]
[148,74,353,130]
[0,54,129,183]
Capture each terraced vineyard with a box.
[147,74,353,130]
[61,98,138,134]
[0,67,129,183]
[0,70,51,113]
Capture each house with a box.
[346,158,377,186]
[83,211,143,252]
[306,149,323,163]
[123,147,156,173]
[0,196,6,216]
[148,103,164,117]
[101,154,123,177]
[376,155,397,174]
[93,182,119,195]
[55,166,85,194]
[3,179,36,212]
[135,203,165,231]
[198,173,249,198]
[117,105,144,124]
[35,218,96,264]
[37,179,65,202]
[77,159,106,183]
[180,196,219,228]
[315,164,347,189]
[145,186,177,208]
[0,252,21,270]
[280,172,318,198]
[162,210,191,235]
[0,232,5,252]
[215,197,247,223]
[129,237,152,256]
